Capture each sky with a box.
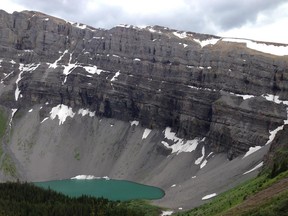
[1,0,288,44]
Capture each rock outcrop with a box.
[1,10,287,159]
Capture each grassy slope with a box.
[0,108,7,156]
[176,171,288,216]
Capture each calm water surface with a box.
[34,179,165,201]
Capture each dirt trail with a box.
[223,177,288,215]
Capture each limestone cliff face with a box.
[0,9,287,160]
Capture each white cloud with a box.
[219,2,288,44]
[0,0,287,44]
[1,0,26,13]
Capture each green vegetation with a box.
[0,182,162,216]
[0,108,7,141]
[0,154,17,178]
[0,108,7,158]
[177,171,288,216]
[269,147,288,178]
[238,190,288,216]
[74,148,81,160]
[176,171,288,216]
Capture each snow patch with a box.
[171,184,176,188]
[243,162,264,175]
[28,109,33,113]
[74,23,87,30]
[142,128,152,139]
[200,159,208,169]
[49,50,68,69]
[187,84,216,92]
[179,43,188,48]
[63,53,76,83]
[173,31,187,39]
[71,175,110,180]
[78,108,95,117]
[195,146,205,165]
[161,210,174,216]
[262,94,288,105]
[111,71,120,82]
[116,24,132,28]
[194,38,220,48]
[133,58,141,61]
[83,65,103,75]
[230,92,255,100]
[162,127,205,154]
[15,63,40,101]
[202,193,217,200]
[222,38,288,56]
[50,104,75,125]
[130,120,139,126]
[243,146,262,158]
[41,117,49,124]
[9,109,18,127]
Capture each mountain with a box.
[0,9,287,211]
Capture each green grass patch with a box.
[123,200,163,216]
[0,108,7,140]
[0,107,7,158]
[176,171,288,216]
[0,154,17,178]
[74,149,80,161]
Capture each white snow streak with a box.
[195,146,205,165]
[231,92,255,100]
[243,162,264,175]
[49,50,68,69]
[262,94,288,105]
[202,193,217,200]
[9,108,18,127]
[41,117,49,123]
[74,23,87,29]
[83,65,103,75]
[78,108,95,117]
[142,128,152,139]
[50,104,75,125]
[200,159,208,169]
[15,63,40,101]
[130,120,139,126]
[111,71,121,81]
[162,127,205,154]
[222,38,288,56]
[193,38,220,48]
[243,146,262,158]
[63,53,76,83]
[173,31,187,39]
[71,175,110,180]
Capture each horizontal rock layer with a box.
[0,10,288,159]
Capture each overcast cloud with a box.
[1,0,288,44]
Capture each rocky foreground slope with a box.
[0,10,288,210]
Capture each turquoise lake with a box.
[34,179,165,201]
